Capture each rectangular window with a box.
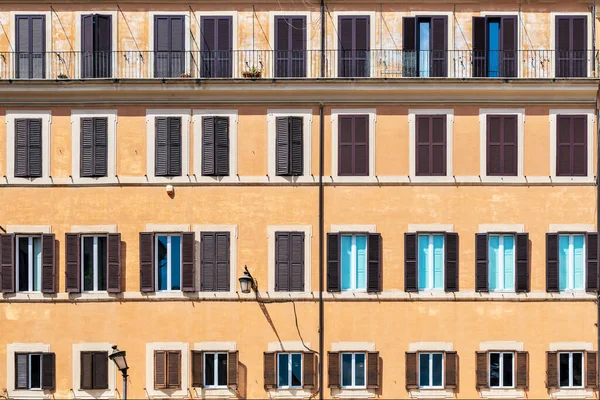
[82,236,107,292]
[200,16,232,78]
[275,117,303,176]
[16,235,41,292]
[277,353,302,388]
[489,352,514,388]
[341,353,366,388]
[419,353,444,388]
[415,115,447,176]
[557,115,587,177]
[80,117,108,177]
[204,352,227,388]
[340,234,367,291]
[156,234,182,291]
[154,15,185,78]
[201,116,230,176]
[488,234,515,291]
[338,115,369,176]
[472,16,518,78]
[80,351,109,390]
[81,14,112,78]
[155,117,182,177]
[15,15,46,79]
[14,118,42,178]
[16,353,42,390]
[154,350,181,389]
[200,232,230,292]
[402,16,447,78]
[558,234,585,291]
[274,16,306,78]
[338,16,370,78]
[555,16,587,78]
[418,234,444,290]
[486,115,518,176]
[275,232,305,292]
[559,352,584,388]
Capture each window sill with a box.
[7,390,51,400]
[193,387,237,399]
[549,388,594,399]
[71,389,116,399]
[267,388,314,399]
[409,389,454,399]
[480,388,525,399]
[331,388,376,399]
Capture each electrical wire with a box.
[292,300,317,353]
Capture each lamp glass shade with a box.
[109,350,128,371]
[238,274,252,293]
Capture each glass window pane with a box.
[342,354,353,387]
[488,235,499,290]
[291,354,302,387]
[217,353,227,386]
[157,236,169,291]
[18,237,29,292]
[355,236,367,290]
[419,353,430,387]
[418,235,429,290]
[205,353,215,386]
[354,353,365,387]
[29,354,41,389]
[433,235,444,289]
[418,21,430,77]
[432,353,443,387]
[503,236,515,290]
[502,353,513,387]
[83,237,94,291]
[32,237,41,291]
[341,236,353,290]
[278,353,289,387]
[572,353,583,387]
[558,235,569,291]
[559,353,570,387]
[573,236,585,290]
[490,353,500,387]
[97,236,107,291]
[488,20,500,77]
[170,235,181,290]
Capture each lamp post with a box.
[109,345,128,400]
[238,266,257,293]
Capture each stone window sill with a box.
[480,388,525,399]
[409,388,454,399]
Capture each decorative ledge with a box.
[480,389,525,399]
[409,389,454,399]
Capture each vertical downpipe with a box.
[596,86,600,386]
[593,2,596,75]
[318,0,326,399]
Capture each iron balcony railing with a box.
[0,49,598,80]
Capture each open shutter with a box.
[276,117,290,176]
[154,351,166,389]
[516,233,530,292]
[586,233,599,292]
[327,351,340,388]
[516,351,529,389]
[15,119,29,177]
[475,233,489,292]
[546,351,558,388]
[41,352,56,390]
[303,352,316,389]
[500,16,518,77]
[445,351,458,389]
[65,233,81,293]
[430,16,448,77]
[327,233,341,292]
[191,350,203,387]
[1,234,15,293]
[80,118,94,177]
[444,232,459,292]
[15,353,28,389]
[81,351,94,389]
[201,232,216,291]
[93,118,108,177]
[546,233,559,292]
[81,15,94,78]
[140,232,155,292]
[472,17,487,77]
[263,352,276,389]
[290,117,303,175]
[107,233,121,293]
[168,117,182,176]
[215,116,230,176]
[155,117,168,176]
[216,232,230,291]
[404,233,418,292]
[476,351,488,389]
[290,232,305,291]
[202,116,215,175]
[367,233,382,292]
[167,351,181,389]
[587,351,598,388]
[41,234,55,293]
[402,17,417,77]
[405,352,418,389]
[94,351,109,389]
[228,350,239,389]
[367,351,380,389]
[181,232,195,292]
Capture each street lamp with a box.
[238,266,257,294]
[109,345,128,400]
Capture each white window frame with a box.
[340,352,367,389]
[558,352,585,388]
[203,352,228,389]
[268,12,312,78]
[418,352,444,389]
[408,109,454,181]
[80,235,108,293]
[488,352,515,389]
[340,233,368,292]
[155,233,183,292]
[277,352,303,389]
[559,233,586,291]
[549,13,593,79]
[267,225,312,295]
[488,234,515,292]
[15,235,42,293]
[148,12,192,78]
[72,342,116,399]
[192,110,238,181]
[9,12,52,79]
[74,11,118,79]
[417,233,445,291]
[331,12,376,78]
[146,109,191,182]
[267,109,313,181]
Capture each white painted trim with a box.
[331,109,377,181]
[193,224,238,293]
[5,110,52,183]
[549,109,595,181]
[192,110,238,179]
[74,11,118,79]
[145,109,191,182]
[146,342,189,399]
[408,389,454,399]
[269,388,315,399]
[147,12,192,78]
[549,224,595,233]
[479,341,524,351]
[408,224,454,233]
[267,225,312,294]
[267,109,313,180]
[71,225,118,233]
[71,110,117,183]
[409,342,453,352]
[331,12,377,78]
[331,388,376,399]
[480,388,525,399]
[6,343,51,399]
[268,342,311,352]
[478,224,525,233]
[408,109,454,180]
[194,342,237,351]
[550,12,593,79]
[6,225,51,234]
[330,224,376,233]
[479,108,525,180]
[9,11,52,79]
[550,342,593,351]
[268,11,312,78]
[146,224,190,232]
[331,342,375,352]
[72,342,116,399]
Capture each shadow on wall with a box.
[236,361,248,399]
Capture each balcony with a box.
[0,49,598,80]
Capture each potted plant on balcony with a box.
[242,66,262,78]
[57,73,68,79]
[180,72,192,78]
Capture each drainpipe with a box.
[596,84,600,386]
[318,1,326,399]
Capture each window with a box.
[415,115,446,176]
[81,236,107,292]
[200,232,230,292]
[489,352,513,388]
[341,353,366,388]
[559,234,585,291]
[14,119,42,178]
[201,116,230,176]
[418,234,444,290]
[338,115,369,176]
[80,351,108,390]
[486,115,518,176]
[556,115,587,176]
[156,234,182,291]
[555,16,587,78]
[402,16,448,77]
[419,353,444,388]
[15,15,46,79]
[338,16,370,78]
[80,118,108,177]
[275,232,305,291]
[559,352,584,388]
[327,232,382,292]
[15,352,55,390]
[274,16,306,78]
[275,117,303,176]
[154,350,181,389]
[200,17,232,78]
[204,352,228,388]
[488,234,515,291]
[16,235,42,292]
[154,16,185,78]
[278,353,302,388]
[472,16,517,77]
[81,14,112,78]
[341,234,367,291]
[155,117,182,177]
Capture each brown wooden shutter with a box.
[516,351,529,389]
[367,351,379,389]
[140,232,155,292]
[276,117,290,176]
[338,115,354,176]
[215,232,230,291]
[367,233,382,293]
[475,233,488,292]
[556,115,588,177]
[94,351,109,389]
[546,351,558,388]
[472,17,486,77]
[167,350,181,389]
[181,232,195,292]
[516,233,530,292]
[586,351,598,388]
[476,351,488,389]
[107,233,121,293]
[201,232,216,291]
[41,352,56,390]
[546,233,560,292]
[81,118,95,177]
[154,350,166,389]
[80,351,94,389]
[500,16,518,77]
[41,234,56,293]
[405,352,418,389]
[263,352,276,389]
[27,119,42,177]
[15,119,30,177]
[228,350,239,389]
[327,233,341,292]
[404,233,418,292]
[430,16,448,77]
[65,233,81,293]
[444,232,459,292]
[191,350,204,387]
[445,351,458,389]
[327,351,340,388]
[168,117,182,176]
[402,17,416,77]
[586,233,599,292]
[15,353,28,389]
[1,234,15,293]
[303,352,316,389]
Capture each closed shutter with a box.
[181,232,195,292]
[41,352,56,390]
[65,233,82,293]
[405,352,418,389]
[353,115,369,176]
[274,16,306,78]
[200,232,230,291]
[430,16,448,77]
[167,351,181,389]
[367,233,382,292]
[94,351,109,389]
[139,232,155,292]
[515,233,530,292]
[290,232,305,291]
[107,233,121,293]
[80,351,94,389]
[402,17,417,77]
[327,233,341,292]
[557,115,588,177]
[546,351,558,388]
[81,14,94,78]
[500,16,518,77]
[289,117,303,175]
[15,353,28,389]
[80,118,94,177]
[81,15,112,78]
[41,234,55,293]
[202,116,215,175]
[191,350,203,387]
[338,16,370,78]
[475,233,489,292]
[15,118,42,178]
[587,233,600,292]
[546,233,560,292]
[586,351,598,388]
[516,351,529,389]
[472,17,487,77]
[168,117,182,176]
[1,234,15,293]
[93,118,108,177]
[555,16,587,78]
[228,351,239,389]
[366,351,379,389]
[202,117,229,176]
[154,351,166,389]
[27,119,42,177]
[78,117,109,177]
[487,115,518,176]
[15,15,46,79]
[476,351,488,389]
[154,15,185,78]
[327,351,340,388]
[404,233,418,292]
[338,115,369,176]
[444,232,459,292]
[445,351,458,389]
[415,115,446,176]
[200,16,232,78]
[275,232,290,291]
[263,352,276,389]
[215,233,230,292]
[276,117,290,176]
[155,117,181,177]
[303,352,316,388]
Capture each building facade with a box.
[0,0,599,399]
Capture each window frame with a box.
[203,352,228,389]
[80,234,108,293]
[15,234,42,293]
[416,232,445,291]
[549,110,595,182]
[557,231,586,291]
[408,110,454,181]
[277,352,303,389]
[80,350,109,390]
[418,352,445,389]
[331,12,376,78]
[193,110,238,180]
[488,351,515,389]
[340,352,367,389]
[330,109,376,181]
[339,232,369,292]
[558,351,585,388]
[154,233,183,292]
[487,233,516,292]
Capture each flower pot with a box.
[243,71,262,78]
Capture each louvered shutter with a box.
[444,232,459,292]
[1,234,15,293]
[168,117,182,176]
[276,117,290,176]
[546,233,559,292]
[557,115,588,177]
[65,233,81,293]
[202,116,215,175]
[338,17,354,78]
[263,352,276,389]
[327,352,340,388]
[154,351,166,389]
[16,15,46,79]
[405,352,418,389]
[155,117,169,176]
[327,233,341,292]
[487,115,518,176]
[402,17,417,77]
[228,351,238,389]
[354,16,370,77]
[472,17,487,77]
[274,16,306,78]
[555,16,587,78]
[191,350,203,387]
[80,118,94,177]
[41,234,55,293]
[475,233,489,292]
[215,116,230,176]
[15,353,28,389]
[416,116,431,176]
[200,232,216,291]
[41,352,56,390]
[430,16,448,77]
[476,351,488,389]
[216,232,230,291]
[290,232,305,291]
[445,351,458,389]
[107,233,121,293]
[81,14,94,78]
[487,116,502,176]
[587,232,599,292]
[153,16,185,78]
[275,232,290,291]
[367,351,379,389]
[95,15,112,78]
[167,351,181,389]
[181,232,195,292]
[81,352,94,389]
[27,119,42,177]
[93,118,108,177]
[139,232,155,292]
[200,17,232,78]
[516,351,528,389]
[500,16,518,77]
[303,352,316,388]
[586,351,598,388]
[572,116,588,176]
[338,115,354,176]
[503,116,518,176]
[290,117,303,175]
[14,119,29,177]
[353,115,369,176]
[367,233,382,292]
[94,351,109,389]
[546,351,558,388]
[515,233,530,292]
[404,233,418,292]
[169,16,185,78]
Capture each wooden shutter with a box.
[202,116,216,175]
[516,351,529,389]
[516,233,530,293]
[41,352,56,390]
[337,16,370,78]
[41,234,55,293]
[430,16,448,77]
[94,351,109,389]
[274,16,306,78]
[155,117,169,176]
[405,352,418,389]
[167,351,181,389]
[1,234,15,293]
[80,118,95,177]
[15,353,28,389]
[339,115,369,176]
[215,117,230,176]
[228,350,239,389]
[555,16,587,78]
[200,16,232,78]
[338,115,354,175]
[154,350,166,389]
[587,233,600,292]
[587,351,598,388]
[290,232,305,291]
[181,232,195,292]
[276,117,290,176]
[472,17,487,77]
[404,233,418,292]
[290,117,303,175]
[140,232,155,292]
[81,118,108,177]
[27,119,42,177]
[402,17,417,77]
[326,233,341,292]
[65,233,81,293]
[216,232,230,291]
[445,351,458,389]
[546,351,558,388]
[367,351,379,389]
[93,118,108,177]
[263,352,276,389]
[81,14,94,78]
[557,115,588,177]
[168,117,182,176]
[475,233,489,292]
[191,350,203,387]
[546,233,560,292]
[154,15,185,78]
[275,232,289,291]
[95,15,113,78]
[327,351,340,388]
[487,115,518,176]
[15,15,46,79]
[14,119,29,177]
[444,232,459,292]
[416,115,447,176]
[80,351,94,389]
[367,233,382,293]
[500,16,518,77]
[476,351,488,389]
[303,352,316,389]
[107,233,121,293]
[201,232,216,291]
